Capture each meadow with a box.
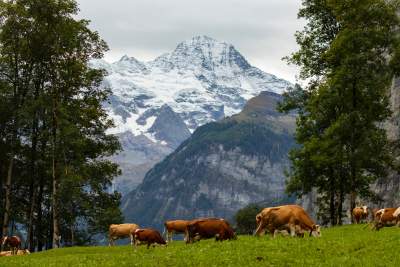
[0,225,399,267]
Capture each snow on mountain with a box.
[93,35,290,136]
[91,35,292,194]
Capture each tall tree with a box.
[0,0,123,249]
[279,0,400,224]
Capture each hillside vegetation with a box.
[1,225,399,266]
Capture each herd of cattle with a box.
[0,204,399,256]
[109,204,400,249]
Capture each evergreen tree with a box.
[0,0,123,249]
[279,0,400,225]
[234,204,262,235]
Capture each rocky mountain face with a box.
[122,91,296,228]
[377,78,400,206]
[92,36,291,193]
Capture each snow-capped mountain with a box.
[91,35,291,194]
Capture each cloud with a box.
[76,0,304,83]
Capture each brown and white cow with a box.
[0,249,30,257]
[0,236,21,255]
[109,223,140,246]
[255,205,320,238]
[374,207,400,230]
[163,220,191,242]
[186,218,236,244]
[352,206,368,224]
[133,229,167,249]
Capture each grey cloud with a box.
[76,0,304,82]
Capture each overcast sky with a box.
[76,0,304,83]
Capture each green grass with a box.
[1,225,399,267]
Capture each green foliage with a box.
[0,0,122,247]
[0,225,399,266]
[234,204,262,235]
[280,0,400,225]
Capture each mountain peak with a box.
[115,55,148,73]
[167,35,250,72]
[186,35,220,45]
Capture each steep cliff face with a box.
[122,92,296,227]
[376,78,400,206]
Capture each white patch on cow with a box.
[362,206,368,214]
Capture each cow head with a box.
[256,214,262,225]
[310,225,321,237]
[362,206,368,215]
[1,237,7,247]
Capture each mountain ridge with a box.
[93,35,293,193]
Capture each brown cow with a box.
[163,220,191,242]
[133,229,167,249]
[374,208,400,230]
[0,236,21,255]
[186,218,236,243]
[352,206,368,224]
[109,223,140,246]
[255,205,320,238]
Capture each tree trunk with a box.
[0,163,4,238]
[350,191,356,224]
[36,182,44,252]
[2,157,14,236]
[329,177,336,226]
[27,187,37,251]
[337,178,345,225]
[71,223,75,246]
[52,94,60,249]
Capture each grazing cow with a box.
[0,249,30,257]
[133,229,166,249]
[374,207,400,230]
[109,223,140,246]
[0,236,21,255]
[186,218,236,244]
[163,220,191,242]
[352,206,368,224]
[255,205,320,238]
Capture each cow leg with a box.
[254,221,265,236]
[289,225,296,237]
[130,234,134,247]
[183,232,187,242]
[273,230,279,238]
[168,231,172,243]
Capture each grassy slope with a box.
[1,225,399,267]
